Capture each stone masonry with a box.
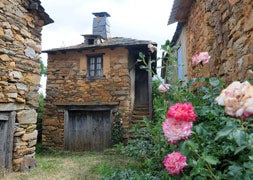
[0,0,52,171]
[43,48,133,149]
[185,0,252,83]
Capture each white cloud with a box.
[40,0,177,93]
[41,0,176,50]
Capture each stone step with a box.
[132,114,149,120]
[133,107,149,112]
[129,104,151,138]
[132,111,149,116]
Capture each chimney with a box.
[92,12,111,39]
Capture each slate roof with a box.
[168,0,194,25]
[30,0,54,25]
[43,37,156,53]
[168,0,194,44]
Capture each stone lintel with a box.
[0,103,25,111]
[55,102,119,111]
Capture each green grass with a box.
[2,147,131,180]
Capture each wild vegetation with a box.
[3,147,132,180]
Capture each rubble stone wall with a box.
[185,0,253,83]
[43,48,132,149]
[0,0,50,171]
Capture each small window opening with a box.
[88,39,94,45]
[87,54,104,78]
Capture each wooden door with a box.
[0,112,14,174]
[135,67,149,105]
[0,120,8,173]
[65,110,111,151]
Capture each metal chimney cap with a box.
[92,12,110,17]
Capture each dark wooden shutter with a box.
[65,110,111,151]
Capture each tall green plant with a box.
[40,59,47,76]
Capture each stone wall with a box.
[185,0,253,83]
[0,0,52,171]
[43,47,133,149]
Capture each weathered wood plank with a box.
[0,121,7,172]
[0,119,8,173]
[0,112,15,173]
[135,68,149,105]
[0,115,9,121]
[6,112,15,170]
[65,110,111,151]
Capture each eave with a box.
[168,0,194,25]
[28,0,54,26]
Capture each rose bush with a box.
[99,41,253,180]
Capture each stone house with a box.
[164,0,252,83]
[0,0,53,173]
[43,12,157,151]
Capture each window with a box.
[87,39,94,45]
[87,54,103,78]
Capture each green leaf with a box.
[180,141,190,156]
[203,155,219,165]
[249,156,253,161]
[187,78,196,87]
[215,126,234,140]
[234,146,247,155]
[209,77,220,87]
[139,52,145,59]
[198,77,206,82]
[228,164,243,177]
[139,65,147,70]
[232,129,247,146]
[202,94,211,99]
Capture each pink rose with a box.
[166,102,197,122]
[162,117,193,144]
[158,84,170,93]
[215,81,253,119]
[163,151,187,175]
[192,52,210,66]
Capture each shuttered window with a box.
[87,54,103,78]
